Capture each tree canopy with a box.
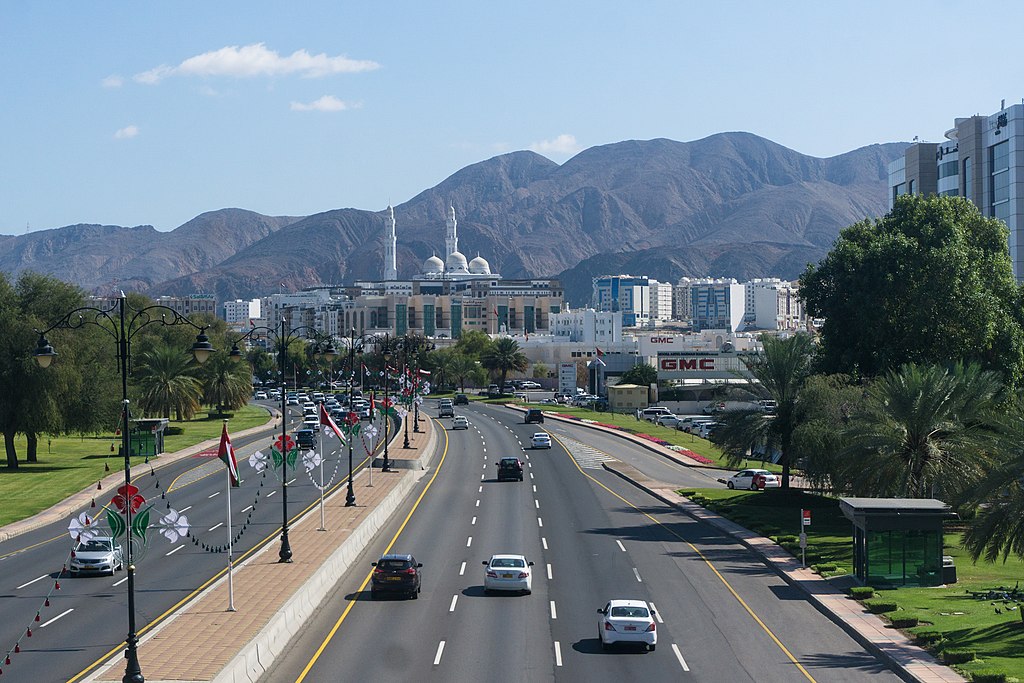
[619,363,657,387]
[800,194,1024,387]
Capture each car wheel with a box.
[525,589,532,595]
[371,590,379,599]
[411,590,418,600]
[727,481,734,489]
[750,482,759,491]
[599,631,608,651]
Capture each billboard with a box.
[558,362,577,395]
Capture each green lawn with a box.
[677,488,1024,680]
[0,405,272,526]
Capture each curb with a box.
[601,462,964,683]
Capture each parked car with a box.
[531,432,551,449]
[726,469,781,490]
[540,398,558,405]
[370,553,423,599]
[758,399,777,414]
[453,393,469,405]
[496,457,524,481]
[452,416,469,430]
[69,536,123,576]
[520,381,541,390]
[597,599,657,651]
[487,384,500,397]
[254,391,268,400]
[640,407,673,422]
[514,392,528,401]
[482,554,534,594]
[697,421,720,439]
[502,384,516,394]
[676,416,713,433]
[703,401,727,415]
[524,408,544,424]
[655,414,685,428]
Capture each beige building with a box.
[607,383,648,412]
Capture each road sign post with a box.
[800,509,811,567]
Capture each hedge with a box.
[970,671,1007,683]
[848,586,875,600]
[864,600,898,614]
[913,629,943,645]
[941,648,977,664]
[887,611,919,628]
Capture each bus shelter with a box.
[129,418,169,458]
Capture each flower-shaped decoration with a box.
[302,449,322,472]
[68,512,97,543]
[363,423,378,441]
[395,406,408,418]
[160,508,190,543]
[112,484,145,515]
[249,450,269,472]
[344,412,359,426]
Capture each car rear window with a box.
[491,558,525,568]
[79,540,112,552]
[500,458,520,466]
[379,559,412,570]
[610,606,649,618]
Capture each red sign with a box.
[659,358,716,371]
[802,509,811,526]
[274,434,296,453]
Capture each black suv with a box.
[294,428,316,449]
[371,553,423,599]
[524,408,544,424]
[453,393,469,405]
[497,457,524,482]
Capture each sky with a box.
[2,1,1021,235]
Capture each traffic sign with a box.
[802,509,811,526]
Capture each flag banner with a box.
[419,369,431,376]
[596,347,605,357]
[320,404,346,443]
[218,423,240,487]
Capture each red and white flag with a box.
[217,423,240,487]
[319,404,345,442]
[418,369,431,376]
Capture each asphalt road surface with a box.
[263,401,901,683]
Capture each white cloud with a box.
[290,95,352,112]
[114,125,139,139]
[528,134,581,155]
[101,75,123,88]
[134,43,379,84]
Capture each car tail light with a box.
[646,622,656,632]
[486,571,498,578]
[404,567,417,575]
[518,572,529,579]
[373,567,385,575]
[604,621,616,631]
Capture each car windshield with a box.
[79,539,112,552]
[610,606,649,618]
[491,558,526,568]
[379,559,411,570]
[500,459,520,466]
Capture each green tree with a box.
[480,338,528,393]
[450,353,480,391]
[454,329,493,359]
[836,362,1002,500]
[200,352,252,415]
[788,374,866,490]
[620,363,657,387]
[532,362,549,380]
[712,334,815,488]
[800,194,1024,386]
[134,342,203,420]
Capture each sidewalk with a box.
[603,461,966,683]
[86,413,437,683]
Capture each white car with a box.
[727,468,781,490]
[531,432,551,449]
[254,391,268,400]
[452,416,469,430]
[482,554,534,594]
[69,536,123,576]
[598,599,657,651]
[697,421,720,439]
[302,414,319,428]
[520,381,541,390]
[285,397,300,406]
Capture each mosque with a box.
[383,204,495,282]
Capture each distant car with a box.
[524,409,544,424]
[703,401,727,415]
[497,457,524,481]
[531,432,551,449]
[676,416,712,433]
[697,421,720,439]
[371,553,422,599]
[452,416,469,430]
[540,398,558,405]
[453,393,469,405]
[482,554,535,594]
[597,599,657,651]
[439,400,454,418]
[69,536,123,576]
[502,384,516,394]
[286,397,300,406]
[254,391,268,400]
[295,428,316,449]
[758,399,777,414]
[358,406,371,420]
[302,401,316,412]
[302,414,319,428]
[655,414,684,428]
[727,468,781,490]
[514,392,528,401]
[640,407,673,422]
[520,381,541,390]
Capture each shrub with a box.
[970,671,1007,683]
[887,611,919,628]
[864,600,898,614]
[678,490,698,497]
[776,535,798,544]
[814,563,838,573]
[164,426,184,436]
[849,586,875,600]
[913,629,943,645]
[941,648,977,664]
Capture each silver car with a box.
[69,536,123,576]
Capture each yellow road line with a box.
[294,421,448,683]
[550,432,817,683]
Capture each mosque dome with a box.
[446,251,469,273]
[468,255,491,274]
[422,254,444,274]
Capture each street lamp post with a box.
[228,320,336,563]
[402,338,411,449]
[381,345,392,472]
[344,327,358,507]
[33,293,214,683]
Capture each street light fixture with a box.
[33,293,213,683]
[381,345,393,472]
[228,320,335,563]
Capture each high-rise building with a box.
[888,100,1024,278]
[223,298,261,325]
[687,278,745,332]
[593,275,652,327]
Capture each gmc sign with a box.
[660,358,716,371]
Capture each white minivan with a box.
[640,407,673,422]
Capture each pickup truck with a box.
[439,400,454,418]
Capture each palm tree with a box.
[200,352,253,416]
[134,343,203,421]
[712,334,814,489]
[450,353,479,391]
[480,338,528,394]
[836,362,1002,500]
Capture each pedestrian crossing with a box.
[555,435,617,469]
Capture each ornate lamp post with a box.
[33,292,214,683]
[343,327,359,506]
[228,320,336,562]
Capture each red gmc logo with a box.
[660,358,715,371]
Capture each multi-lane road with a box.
[0,404,386,683]
[264,401,901,683]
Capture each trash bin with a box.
[941,555,957,584]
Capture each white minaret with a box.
[384,205,397,281]
[445,204,458,260]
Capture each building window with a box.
[908,179,915,195]
[990,141,1010,220]
[962,157,971,196]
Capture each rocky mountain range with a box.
[0,133,907,306]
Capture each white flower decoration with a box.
[395,406,408,418]
[160,508,190,543]
[68,512,97,543]
[249,450,269,472]
[302,449,322,472]
[363,424,378,440]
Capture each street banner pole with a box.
[317,423,326,531]
[226,457,235,612]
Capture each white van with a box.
[640,407,673,422]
